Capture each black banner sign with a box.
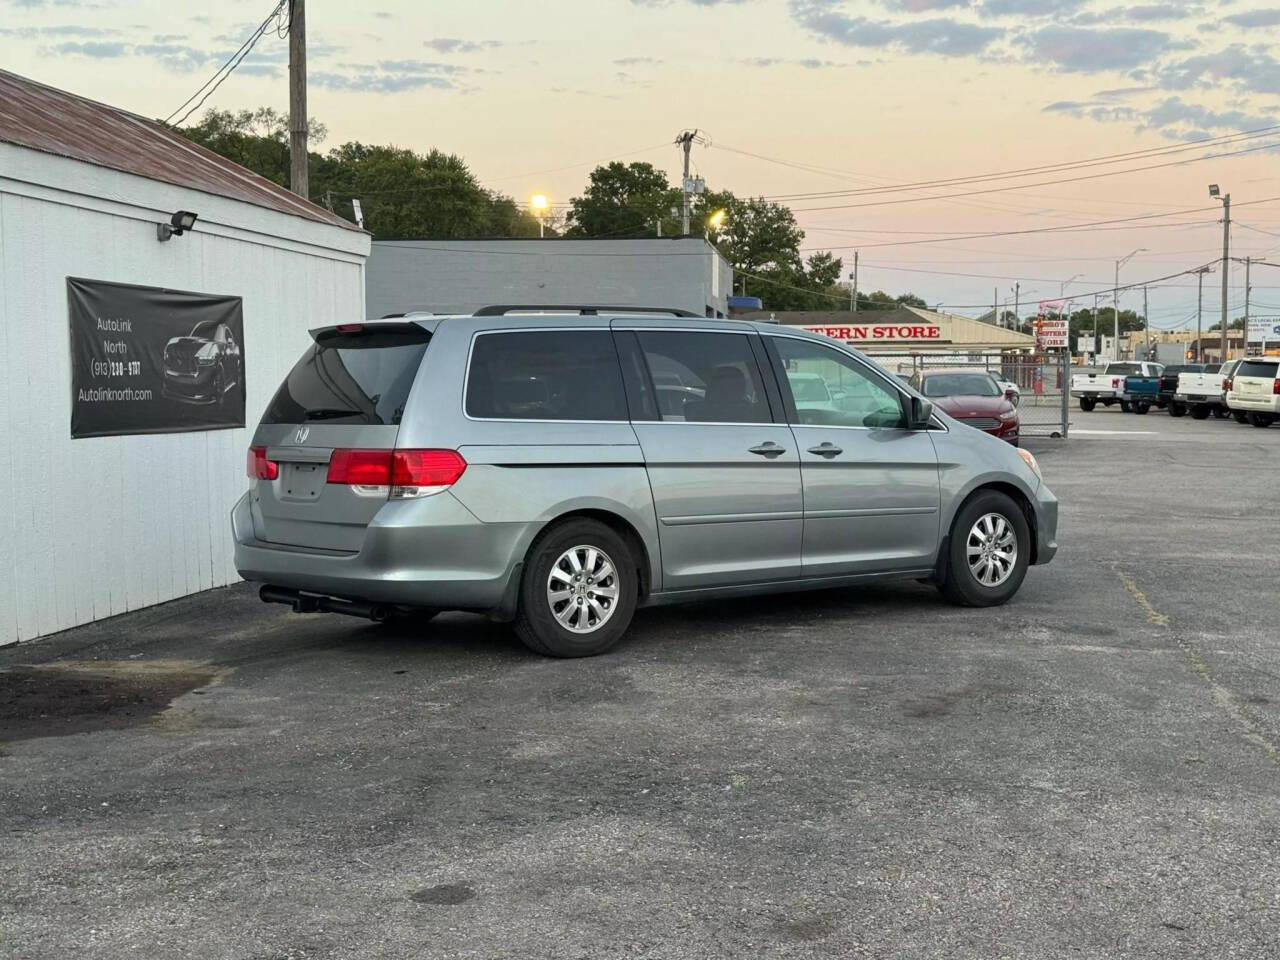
[68,277,246,438]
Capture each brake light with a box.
[1273,379,1280,395]
[1112,377,1120,388]
[1224,377,1233,392]
[247,446,278,481]
[326,449,466,499]
[335,323,364,333]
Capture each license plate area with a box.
[280,462,326,501]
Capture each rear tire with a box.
[513,519,638,657]
[1133,402,1150,415]
[1233,411,1249,424]
[1168,402,1186,418]
[1079,398,1097,412]
[1190,405,1210,420]
[1248,413,1273,428]
[938,491,1031,608]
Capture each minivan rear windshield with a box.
[262,327,430,425]
[1237,360,1280,379]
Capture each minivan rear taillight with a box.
[247,445,278,480]
[326,449,466,499]
[1273,379,1280,395]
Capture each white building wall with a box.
[366,238,733,320]
[0,145,369,645]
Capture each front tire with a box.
[938,491,1031,608]
[1212,407,1229,419]
[513,519,638,657]
[1233,411,1249,424]
[1168,402,1186,418]
[1119,400,1132,413]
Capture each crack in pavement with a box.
[1115,569,1279,767]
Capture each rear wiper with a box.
[304,408,362,420]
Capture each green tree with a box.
[564,162,682,238]
[178,108,541,239]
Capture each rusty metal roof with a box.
[0,69,361,233]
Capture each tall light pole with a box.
[1060,273,1083,297]
[530,194,548,238]
[1210,184,1230,360]
[1114,249,1145,360]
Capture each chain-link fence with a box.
[865,350,1071,438]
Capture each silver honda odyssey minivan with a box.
[233,306,1058,657]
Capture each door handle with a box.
[748,441,786,458]
[806,442,843,458]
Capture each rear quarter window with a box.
[465,330,628,421]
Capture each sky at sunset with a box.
[5,0,1280,326]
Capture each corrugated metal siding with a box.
[0,188,365,645]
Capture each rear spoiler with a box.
[309,321,433,344]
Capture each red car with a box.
[911,369,1020,445]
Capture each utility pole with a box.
[852,251,859,313]
[1143,285,1149,361]
[1013,282,1020,331]
[993,288,998,330]
[1114,262,1122,360]
[288,0,308,198]
[1093,293,1100,357]
[676,130,696,235]
[1219,194,1231,362]
[1196,268,1205,362]
[1244,255,1253,356]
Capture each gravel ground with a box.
[2,406,1278,959]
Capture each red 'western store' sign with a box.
[801,324,943,342]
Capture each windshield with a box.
[921,373,1000,398]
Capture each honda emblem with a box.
[294,426,310,444]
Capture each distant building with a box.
[739,305,1037,352]
[366,237,732,320]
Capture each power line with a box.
[165,0,287,127]
[787,139,1280,213]
[717,126,1280,202]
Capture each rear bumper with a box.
[231,492,531,612]
[1226,393,1280,413]
[1031,482,1059,565]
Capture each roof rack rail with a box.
[472,304,700,318]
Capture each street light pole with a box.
[1196,268,1205,362]
[1211,186,1231,361]
[1113,249,1145,360]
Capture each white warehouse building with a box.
[366,238,733,320]
[0,70,370,645]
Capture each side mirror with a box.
[909,395,934,428]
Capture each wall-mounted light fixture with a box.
[157,210,198,242]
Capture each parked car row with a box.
[1072,357,1280,426]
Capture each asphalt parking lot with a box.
[3,407,1278,960]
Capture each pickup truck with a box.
[1071,362,1161,412]
[1172,361,1235,419]
[1158,364,1205,415]
[1122,367,1163,414]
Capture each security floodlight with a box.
[1209,184,1220,197]
[156,209,198,242]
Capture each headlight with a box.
[998,409,1018,421]
[1017,448,1041,479]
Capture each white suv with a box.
[1227,357,1280,427]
